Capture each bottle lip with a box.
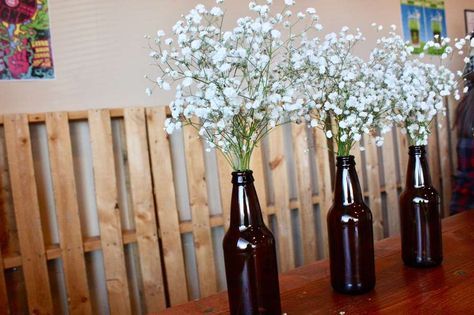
[231,170,254,184]
[408,145,426,154]
[336,155,355,166]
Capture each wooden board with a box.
[216,151,233,231]
[381,130,401,236]
[45,112,93,315]
[396,128,409,188]
[88,109,132,314]
[364,135,384,240]
[268,126,294,272]
[0,254,9,314]
[183,122,217,297]
[436,113,453,217]
[124,108,166,312]
[160,209,474,315]
[146,107,188,306]
[3,114,54,315]
[291,124,317,264]
[312,128,333,258]
[428,121,442,194]
[182,121,218,297]
[350,142,365,193]
[250,144,269,226]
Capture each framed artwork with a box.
[400,0,447,55]
[0,0,54,80]
[465,10,474,34]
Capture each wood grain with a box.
[249,144,269,226]
[364,135,384,240]
[381,130,400,236]
[313,128,333,258]
[216,151,233,231]
[436,113,453,217]
[182,121,218,297]
[124,108,166,312]
[0,253,9,314]
[292,124,317,264]
[160,210,474,315]
[268,126,294,272]
[146,107,188,306]
[4,114,54,315]
[45,112,93,315]
[88,109,132,314]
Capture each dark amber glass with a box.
[399,145,443,267]
[327,156,376,294]
[223,171,282,315]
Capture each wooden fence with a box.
[0,106,455,314]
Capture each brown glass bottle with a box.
[399,145,443,267]
[327,156,375,294]
[223,171,282,315]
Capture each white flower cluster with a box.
[147,1,468,162]
[146,0,320,169]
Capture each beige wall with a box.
[0,0,472,114]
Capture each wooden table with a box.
[160,211,474,314]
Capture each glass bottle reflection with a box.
[223,171,281,314]
[327,156,376,294]
[399,146,443,267]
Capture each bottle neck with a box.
[406,145,432,188]
[333,156,364,206]
[229,171,265,228]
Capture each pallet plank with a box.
[381,130,401,236]
[146,107,188,306]
[88,110,132,314]
[0,254,8,314]
[45,112,93,315]
[182,122,218,297]
[250,144,269,226]
[364,135,384,241]
[268,127,294,272]
[428,121,442,194]
[216,151,233,231]
[292,124,317,264]
[124,108,166,312]
[313,128,333,258]
[436,114,452,217]
[4,114,54,315]
[396,128,409,188]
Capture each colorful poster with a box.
[0,0,54,80]
[401,0,448,55]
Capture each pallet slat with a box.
[182,122,218,297]
[124,108,166,312]
[146,107,188,306]
[364,135,384,240]
[45,112,93,315]
[0,254,9,314]
[313,128,333,258]
[4,114,54,315]
[216,151,233,231]
[436,113,452,217]
[88,109,132,314]
[382,130,401,236]
[268,127,294,272]
[250,145,269,226]
[292,124,317,264]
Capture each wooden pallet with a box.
[0,106,455,313]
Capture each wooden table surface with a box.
[160,211,474,314]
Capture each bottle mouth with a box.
[336,155,355,166]
[408,145,426,155]
[231,170,254,184]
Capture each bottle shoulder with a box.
[400,186,440,201]
[223,225,275,249]
[327,202,373,222]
